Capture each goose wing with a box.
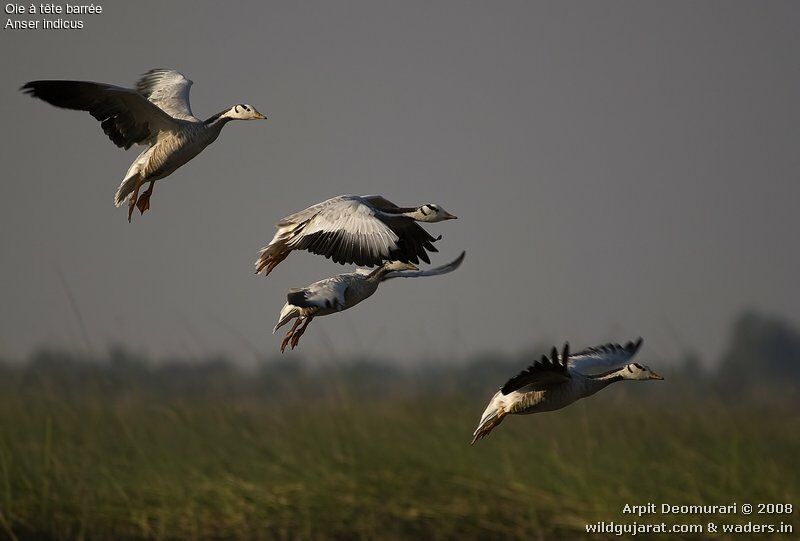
[363,194,441,264]
[501,344,571,395]
[21,79,179,149]
[382,251,465,280]
[135,69,198,122]
[286,275,351,310]
[361,195,406,212]
[568,337,643,374]
[286,195,439,266]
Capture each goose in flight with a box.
[21,69,267,221]
[471,338,663,445]
[255,195,457,275]
[273,251,465,352]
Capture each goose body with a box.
[22,69,267,221]
[472,339,663,444]
[273,251,465,352]
[255,195,457,275]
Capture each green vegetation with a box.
[0,374,798,540]
[0,311,798,540]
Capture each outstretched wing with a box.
[21,79,178,149]
[136,69,198,122]
[289,196,400,266]
[382,251,466,280]
[568,337,643,374]
[285,195,439,266]
[501,343,571,395]
[286,275,350,310]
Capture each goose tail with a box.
[471,392,508,445]
[114,149,150,207]
[273,303,298,333]
[114,173,141,207]
[255,241,290,276]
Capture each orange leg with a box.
[136,181,155,215]
[290,316,314,350]
[280,318,302,354]
[127,177,145,222]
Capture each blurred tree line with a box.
[0,310,797,404]
[716,310,800,399]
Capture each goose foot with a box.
[127,177,145,223]
[280,318,302,353]
[290,316,313,350]
[136,182,155,215]
[127,195,138,222]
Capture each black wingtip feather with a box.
[19,80,156,149]
[500,342,572,395]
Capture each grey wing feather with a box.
[382,251,466,280]
[285,195,440,266]
[21,80,178,149]
[501,343,571,395]
[287,196,400,266]
[135,69,198,122]
[286,275,350,310]
[568,337,643,374]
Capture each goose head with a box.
[621,362,664,381]
[225,103,267,120]
[408,203,457,222]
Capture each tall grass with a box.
[0,374,797,540]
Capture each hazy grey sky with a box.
[1,1,798,364]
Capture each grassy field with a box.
[0,373,798,541]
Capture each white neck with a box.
[204,109,236,129]
[367,264,393,282]
[584,368,626,395]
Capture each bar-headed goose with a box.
[21,69,267,221]
[255,195,457,275]
[273,251,465,352]
[471,338,663,444]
